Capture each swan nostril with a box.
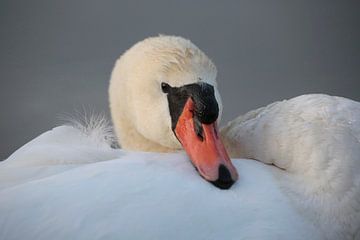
[193,117,204,141]
[210,165,235,190]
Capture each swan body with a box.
[0,35,359,239]
[0,125,324,240]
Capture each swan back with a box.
[221,94,360,239]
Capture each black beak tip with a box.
[210,164,235,190]
[210,179,235,190]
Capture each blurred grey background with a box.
[0,0,359,159]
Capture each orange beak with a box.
[174,98,239,189]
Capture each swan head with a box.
[109,35,238,189]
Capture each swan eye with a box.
[161,82,171,93]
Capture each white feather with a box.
[221,94,360,240]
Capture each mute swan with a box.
[0,35,359,240]
[109,35,360,239]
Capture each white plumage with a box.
[0,125,324,240]
[1,35,359,239]
[221,94,360,239]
